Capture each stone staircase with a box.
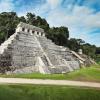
[37,36,80,73]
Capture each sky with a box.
[0,0,100,47]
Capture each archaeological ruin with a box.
[0,22,82,74]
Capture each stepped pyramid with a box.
[0,22,80,74]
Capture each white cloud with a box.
[42,5,100,46]
[46,0,62,9]
[0,0,14,12]
[35,0,63,16]
[17,0,42,17]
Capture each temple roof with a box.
[17,22,44,32]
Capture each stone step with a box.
[0,33,17,54]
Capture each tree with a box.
[47,27,69,46]
[0,12,19,37]
[0,12,19,43]
[26,13,36,25]
[82,43,96,58]
[96,47,100,54]
[77,39,85,46]
[19,16,26,23]
[67,38,80,52]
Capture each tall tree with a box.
[82,43,96,58]
[26,13,36,25]
[0,12,19,42]
[47,27,69,46]
[67,38,80,52]
[19,16,26,23]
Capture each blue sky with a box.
[0,0,100,46]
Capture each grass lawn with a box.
[0,65,100,82]
[0,85,100,100]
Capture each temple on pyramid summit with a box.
[0,22,81,74]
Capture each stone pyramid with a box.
[0,22,80,74]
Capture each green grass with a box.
[0,85,100,100]
[0,65,100,82]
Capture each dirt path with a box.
[0,78,100,88]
